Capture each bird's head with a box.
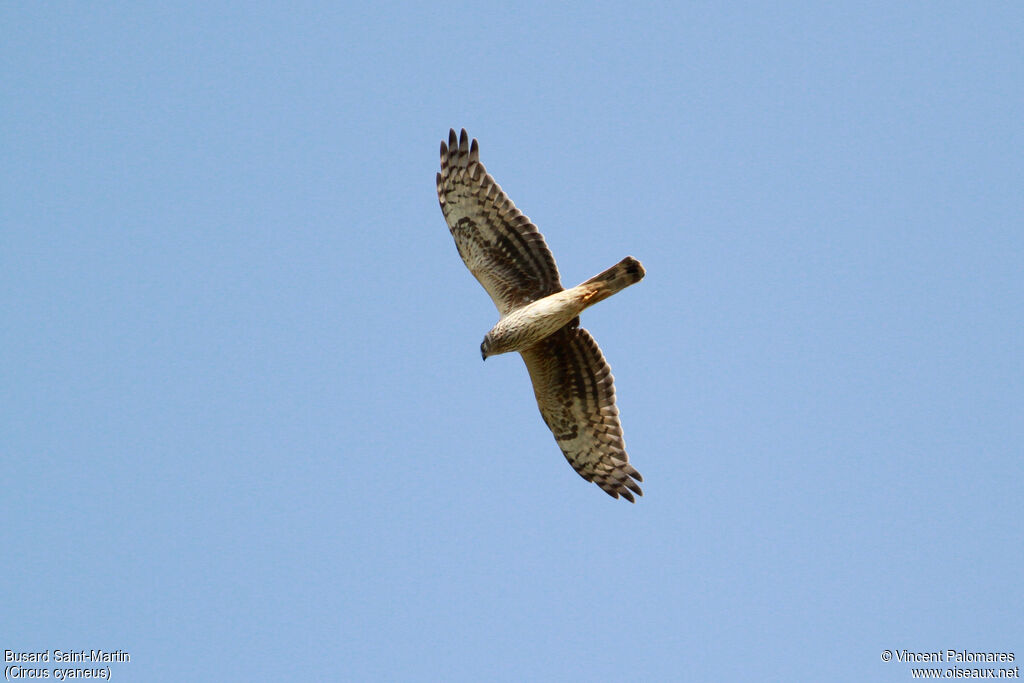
[480,334,492,361]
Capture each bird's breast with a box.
[486,290,584,354]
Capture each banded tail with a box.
[578,256,645,306]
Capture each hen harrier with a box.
[436,129,645,502]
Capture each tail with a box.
[578,256,645,306]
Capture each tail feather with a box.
[579,256,645,305]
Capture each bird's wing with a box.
[437,128,562,315]
[520,322,643,502]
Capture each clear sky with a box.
[3,2,1022,681]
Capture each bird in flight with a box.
[436,129,646,502]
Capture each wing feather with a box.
[520,323,643,502]
[437,129,562,315]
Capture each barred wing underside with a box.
[520,323,643,502]
[436,129,563,315]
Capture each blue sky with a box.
[2,2,1021,681]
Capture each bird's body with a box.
[482,256,644,358]
[436,129,645,502]
[482,289,585,358]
